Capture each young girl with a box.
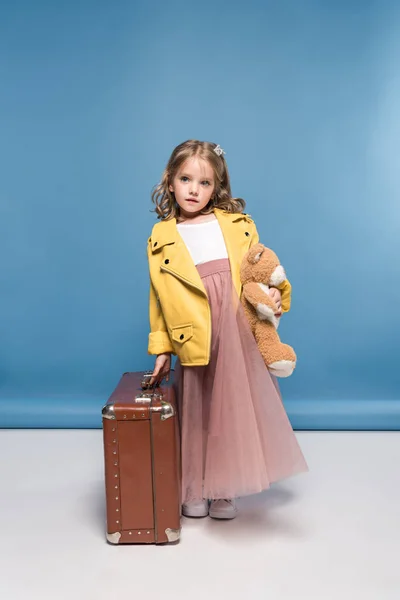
[147,140,308,520]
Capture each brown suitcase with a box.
[102,371,181,545]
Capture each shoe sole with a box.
[209,510,238,520]
[182,511,209,518]
[182,506,209,518]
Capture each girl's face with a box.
[169,157,216,218]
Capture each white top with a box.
[177,219,228,265]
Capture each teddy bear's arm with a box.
[242,282,279,324]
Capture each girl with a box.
[147,140,308,520]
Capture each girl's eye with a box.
[180,176,189,182]
[201,181,210,186]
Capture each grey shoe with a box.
[209,499,238,520]
[182,499,209,518]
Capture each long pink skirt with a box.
[175,259,308,504]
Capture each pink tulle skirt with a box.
[175,259,308,503]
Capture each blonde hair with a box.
[151,140,246,220]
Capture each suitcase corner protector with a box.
[102,403,116,419]
[161,403,175,421]
[165,527,181,543]
[152,402,175,421]
[106,531,121,544]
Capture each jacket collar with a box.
[150,217,177,252]
[150,208,253,252]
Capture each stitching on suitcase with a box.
[149,399,158,543]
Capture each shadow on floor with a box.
[86,479,308,544]
[190,484,308,543]
[80,480,107,538]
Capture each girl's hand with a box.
[269,287,282,317]
[150,353,171,387]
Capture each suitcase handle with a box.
[141,371,159,390]
[141,369,175,390]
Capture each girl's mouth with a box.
[186,198,199,203]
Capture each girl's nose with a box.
[190,184,199,195]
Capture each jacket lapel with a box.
[151,218,207,296]
[214,209,251,295]
[150,209,252,297]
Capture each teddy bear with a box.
[240,243,296,377]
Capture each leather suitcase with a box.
[102,371,181,544]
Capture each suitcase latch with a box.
[135,392,153,404]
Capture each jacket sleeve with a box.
[147,240,174,356]
[148,280,175,355]
[249,220,292,313]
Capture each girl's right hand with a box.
[149,353,171,387]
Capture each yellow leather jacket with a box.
[147,208,291,365]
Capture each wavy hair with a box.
[151,140,246,220]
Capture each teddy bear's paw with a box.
[270,265,286,287]
[256,302,274,320]
[256,303,279,328]
[268,360,295,378]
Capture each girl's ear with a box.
[169,184,174,192]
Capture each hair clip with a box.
[213,144,226,157]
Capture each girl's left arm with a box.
[249,220,292,313]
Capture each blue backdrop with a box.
[1,0,399,428]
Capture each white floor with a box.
[0,430,399,600]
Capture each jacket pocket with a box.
[171,323,193,344]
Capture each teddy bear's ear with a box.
[247,244,265,264]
